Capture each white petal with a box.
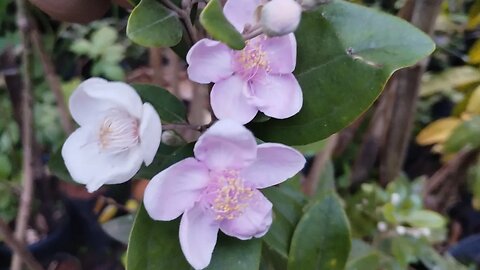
[139,103,162,165]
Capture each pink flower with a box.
[186,0,302,124]
[144,120,305,269]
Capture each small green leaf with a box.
[102,214,135,245]
[127,0,183,47]
[288,194,351,270]
[250,0,435,145]
[200,0,245,50]
[401,210,446,229]
[132,84,187,124]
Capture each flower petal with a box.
[211,75,258,124]
[144,158,210,221]
[224,0,261,32]
[264,34,297,74]
[251,73,302,119]
[194,119,257,172]
[61,126,143,192]
[219,191,272,240]
[187,39,234,84]
[70,78,144,125]
[180,204,219,270]
[139,103,162,165]
[241,143,305,189]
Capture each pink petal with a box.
[264,34,297,74]
[61,126,143,192]
[139,103,162,165]
[144,158,210,221]
[194,119,257,172]
[211,75,258,124]
[241,143,305,189]
[180,204,219,270]
[251,73,302,119]
[70,79,144,126]
[186,39,234,84]
[224,0,261,32]
[219,190,272,240]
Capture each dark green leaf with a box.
[135,143,193,179]
[132,83,187,123]
[206,236,262,270]
[288,194,351,270]
[48,150,75,183]
[127,205,192,270]
[200,0,245,50]
[127,0,183,47]
[250,0,435,145]
[102,214,135,245]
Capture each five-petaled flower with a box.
[62,78,162,192]
[186,0,303,124]
[144,120,306,269]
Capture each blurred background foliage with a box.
[3,0,480,269]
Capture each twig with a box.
[161,0,199,43]
[12,0,36,269]
[302,134,338,196]
[163,123,203,131]
[30,24,73,135]
[0,219,43,270]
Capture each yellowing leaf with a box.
[416,117,462,145]
[98,205,118,224]
[468,0,480,30]
[420,66,480,97]
[469,40,480,64]
[467,86,480,114]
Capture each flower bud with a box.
[260,0,302,37]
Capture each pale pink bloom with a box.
[186,0,302,124]
[144,120,305,269]
[260,0,302,36]
[62,78,161,192]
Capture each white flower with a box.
[390,193,401,205]
[61,78,162,192]
[260,0,302,37]
[377,222,387,232]
[395,226,407,235]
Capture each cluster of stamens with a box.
[98,109,139,153]
[234,37,271,78]
[203,171,255,221]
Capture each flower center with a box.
[98,108,139,153]
[203,171,255,221]
[234,36,270,78]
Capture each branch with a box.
[30,24,73,135]
[0,219,43,270]
[12,0,36,269]
[161,0,199,43]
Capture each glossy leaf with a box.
[200,0,245,50]
[127,205,192,270]
[132,84,187,124]
[127,0,183,47]
[416,117,462,146]
[401,210,446,229]
[250,0,435,145]
[205,236,262,270]
[288,194,351,270]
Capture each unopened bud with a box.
[260,0,302,37]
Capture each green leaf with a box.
[127,0,183,47]
[135,143,194,179]
[128,205,263,270]
[288,194,351,270]
[401,210,446,229]
[205,236,262,270]
[132,84,187,123]
[199,0,245,50]
[263,184,307,260]
[250,0,435,145]
[444,116,480,153]
[127,205,191,270]
[102,214,135,245]
[48,150,75,183]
